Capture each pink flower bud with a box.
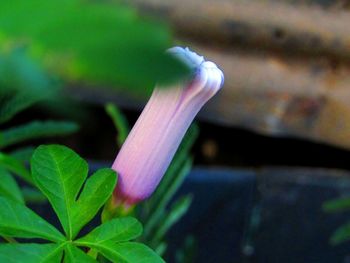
[112,47,224,206]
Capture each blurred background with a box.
[1,0,350,262]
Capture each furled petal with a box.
[112,47,224,205]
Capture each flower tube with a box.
[112,47,224,206]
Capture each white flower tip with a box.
[168,46,224,90]
[201,61,224,90]
[167,46,205,70]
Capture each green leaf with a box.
[0,197,64,242]
[31,144,88,239]
[31,145,117,239]
[155,242,167,257]
[143,158,193,239]
[331,222,350,245]
[0,0,190,92]
[0,121,79,149]
[143,124,198,217]
[323,197,350,213]
[0,152,33,184]
[0,49,55,124]
[150,195,192,247]
[0,243,64,263]
[71,168,117,237]
[64,243,98,263]
[9,146,35,162]
[175,235,196,263]
[87,241,165,263]
[0,168,24,203]
[76,217,142,244]
[21,187,47,204]
[105,103,129,147]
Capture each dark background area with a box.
[13,104,350,171]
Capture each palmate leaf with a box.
[0,120,79,149]
[31,145,117,239]
[0,244,64,263]
[76,217,142,244]
[0,0,190,92]
[64,243,98,263]
[71,168,117,235]
[0,167,23,204]
[0,144,164,263]
[0,197,64,242]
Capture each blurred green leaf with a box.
[21,186,47,204]
[105,103,129,147]
[0,243,64,263]
[9,146,35,162]
[0,49,55,124]
[143,157,192,240]
[0,167,23,204]
[155,242,167,256]
[0,0,190,92]
[175,235,197,263]
[76,217,142,244]
[0,152,33,183]
[331,222,350,245]
[323,197,350,213]
[0,120,79,149]
[0,197,65,242]
[150,195,192,247]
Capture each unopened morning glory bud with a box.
[112,47,224,206]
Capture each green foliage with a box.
[84,241,164,263]
[329,222,350,245]
[138,124,198,255]
[0,49,79,205]
[150,195,193,248]
[0,197,64,242]
[0,244,64,263]
[0,144,164,263]
[0,48,55,124]
[0,168,23,203]
[324,196,350,245]
[104,104,198,258]
[31,145,116,239]
[105,103,130,147]
[65,243,98,263]
[76,217,142,244]
[0,152,32,184]
[0,121,79,149]
[323,197,350,213]
[0,0,190,92]
[175,236,197,263]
